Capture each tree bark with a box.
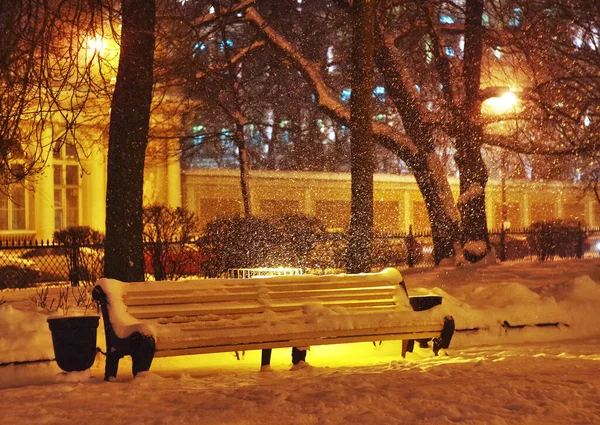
[235,122,252,217]
[104,0,156,282]
[455,0,490,261]
[374,21,461,264]
[407,155,461,264]
[347,0,376,274]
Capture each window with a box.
[193,42,206,53]
[54,143,80,230]
[341,88,351,102]
[327,46,336,73]
[316,200,350,230]
[508,8,522,27]
[440,15,455,24]
[218,39,234,52]
[0,185,27,231]
[373,86,386,101]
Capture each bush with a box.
[197,214,326,277]
[53,226,104,286]
[142,204,201,280]
[371,236,423,268]
[527,220,587,260]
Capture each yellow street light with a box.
[86,35,109,57]
[482,91,520,115]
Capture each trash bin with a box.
[47,315,100,372]
[409,295,442,311]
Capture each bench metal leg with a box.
[433,316,455,355]
[401,339,415,357]
[261,349,272,367]
[105,352,120,381]
[291,347,306,365]
[131,333,156,377]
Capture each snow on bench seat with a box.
[92,268,454,381]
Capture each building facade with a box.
[182,168,600,234]
[1,161,597,242]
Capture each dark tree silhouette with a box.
[104,0,156,282]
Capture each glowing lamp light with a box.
[484,91,520,114]
[86,35,108,56]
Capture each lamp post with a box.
[482,90,521,230]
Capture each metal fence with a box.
[368,224,600,268]
[0,224,598,289]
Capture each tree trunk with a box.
[235,122,252,217]
[104,0,156,282]
[454,130,490,261]
[347,0,375,274]
[374,21,461,264]
[456,0,490,261]
[408,155,461,264]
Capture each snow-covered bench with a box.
[92,268,455,381]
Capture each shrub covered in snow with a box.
[527,220,588,260]
[197,214,326,277]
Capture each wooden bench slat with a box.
[122,275,400,295]
[152,304,400,325]
[127,298,400,320]
[124,289,396,308]
[123,281,398,303]
[129,304,267,319]
[124,292,260,306]
[156,324,443,353]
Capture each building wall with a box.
[182,169,599,234]
[2,164,596,241]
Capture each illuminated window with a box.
[341,88,351,102]
[53,143,80,230]
[440,15,454,24]
[373,86,386,101]
[219,39,234,52]
[508,8,522,27]
[0,184,27,231]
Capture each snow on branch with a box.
[193,0,256,27]
[243,6,419,157]
[195,40,266,79]
[457,183,484,205]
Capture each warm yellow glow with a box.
[483,91,520,114]
[227,267,304,279]
[86,35,109,56]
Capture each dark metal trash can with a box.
[409,295,442,311]
[47,315,100,372]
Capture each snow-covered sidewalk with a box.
[1,258,599,424]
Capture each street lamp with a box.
[482,90,520,115]
[482,89,522,232]
[86,35,108,56]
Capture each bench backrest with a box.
[103,267,410,322]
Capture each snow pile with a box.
[1,259,600,424]
[0,305,53,364]
[96,278,156,339]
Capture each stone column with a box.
[522,193,530,227]
[167,155,182,209]
[35,126,55,241]
[403,191,412,233]
[82,144,106,232]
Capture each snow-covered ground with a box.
[1,258,599,424]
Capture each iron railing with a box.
[0,224,598,289]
